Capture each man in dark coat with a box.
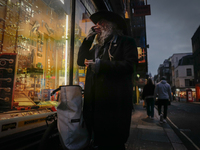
[77,11,138,150]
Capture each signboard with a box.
[133,5,151,16]
[137,47,146,63]
[18,117,46,127]
[2,122,17,131]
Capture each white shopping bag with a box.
[57,85,89,150]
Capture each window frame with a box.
[186,68,192,76]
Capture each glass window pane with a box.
[0,0,71,108]
[185,79,190,86]
[74,0,94,88]
[186,68,192,76]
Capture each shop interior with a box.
[0,0,71,110]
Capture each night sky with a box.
[146,0,200,76]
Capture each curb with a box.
[154,107,187,150]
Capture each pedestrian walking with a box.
[154,76,172,123]
[142,78,155,119]
[77,11,138,150]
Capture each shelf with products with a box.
[15,69,43,102]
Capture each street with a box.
[167,101,200,150]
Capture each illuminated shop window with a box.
[137,47,146,63]
[0,0,71,108]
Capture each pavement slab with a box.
[126,103,187,150]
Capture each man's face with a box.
[96,19,114,46]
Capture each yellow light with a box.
[65,15,68,85]
[125,11,129,19]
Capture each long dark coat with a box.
[77,34,138,145]
[142,84,155,100]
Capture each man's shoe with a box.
[163,119,167,123]
[151,117,154,120]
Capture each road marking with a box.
[167,117,200,150]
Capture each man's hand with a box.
[86,25,101,40]
[92,25,101,34]
[84,59,95,67]
[85,59,96,73]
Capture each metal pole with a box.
[133,64,137,104]
[0,0,8,53]
[14,0,21,53]
[144,16,148,74]
[69,0,76,85]
[129,0,133,36]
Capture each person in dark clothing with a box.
[77,11,138,150]
[142,78,155,119]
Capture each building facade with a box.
[171,53,192,99]
[174,55,195,101]
[155,53,195,101]
[191,25,200,102]
[131,0,150,80]
[155,58,171,84]
[129,0,151,103]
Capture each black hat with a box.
[90,11,127,34]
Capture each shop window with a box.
[0,0,71,109]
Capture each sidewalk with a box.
[125,102,187,150]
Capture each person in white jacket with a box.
[154,76,172,123]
